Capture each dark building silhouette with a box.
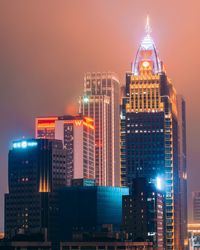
[5,139,67,241]
[177,95,188,247]
[0,240,154,250]
[122,178,164,249]
[58,179,129,241]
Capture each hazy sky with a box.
[0,0,200,230]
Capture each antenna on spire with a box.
[145,15,152,36]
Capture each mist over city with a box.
[0,1,200,250]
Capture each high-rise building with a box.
[5,139,67,240]
[120,19,187,249]
[188,223,200,250]
[55,115,95,185]
[58,178,129,241]
[122,178,164,249]
[79,72,120,186]
[192,192,200,222]
[35,117,58,139]
[79,95,110,186]
[177,95,188,247]
[35,115,95,185]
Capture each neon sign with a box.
[13,141,38,149]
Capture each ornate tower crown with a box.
[132,16,162,75]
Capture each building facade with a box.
[0,241,153,250]
[5,139,67,240]
[122,178,164,249]
[188,223,200,250]
[79,72,120,186]
[35,116,58,139]
[59,179,129,241]
[55,116,95,185]
[35,115,95,185]
[120,21,187,249]
[60,242,154,250]
[193,192,200,222]
[177,95,188,247]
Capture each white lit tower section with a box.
[121,17,186,249]
[55,116,95,186]
[79,72,120,186]
[80,95,110,186]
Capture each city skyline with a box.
[0,0,200,232]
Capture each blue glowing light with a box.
[13,141,38,149]
[156,176,163,191]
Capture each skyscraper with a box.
[121,18,187,249]
[122,178,164,249]
[55,115,95,185]
[192,192,200,222]
[35,115,95,185]
[79,72,120,186]
[177,95,188,247]
[5,139,67,240]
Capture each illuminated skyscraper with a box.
[35,115,95,185]
[55,115,95,185]
[5,139,67,239]
[121,18,187,249]
[79,72,120,186]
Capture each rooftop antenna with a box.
[145,15,152,36]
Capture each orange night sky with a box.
[0,0,200,230]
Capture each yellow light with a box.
[184,239,188,246]
[142,61,150,67]
[74,120,83,126]
[37,123,55,128]
[83,121,94,130]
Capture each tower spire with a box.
[145,15,152,36]
[132,16,161,74]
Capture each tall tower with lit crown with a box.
[121,17,187,250]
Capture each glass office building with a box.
[5,139,67,240]
[122,178,164,249]
[59,180,129,241]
